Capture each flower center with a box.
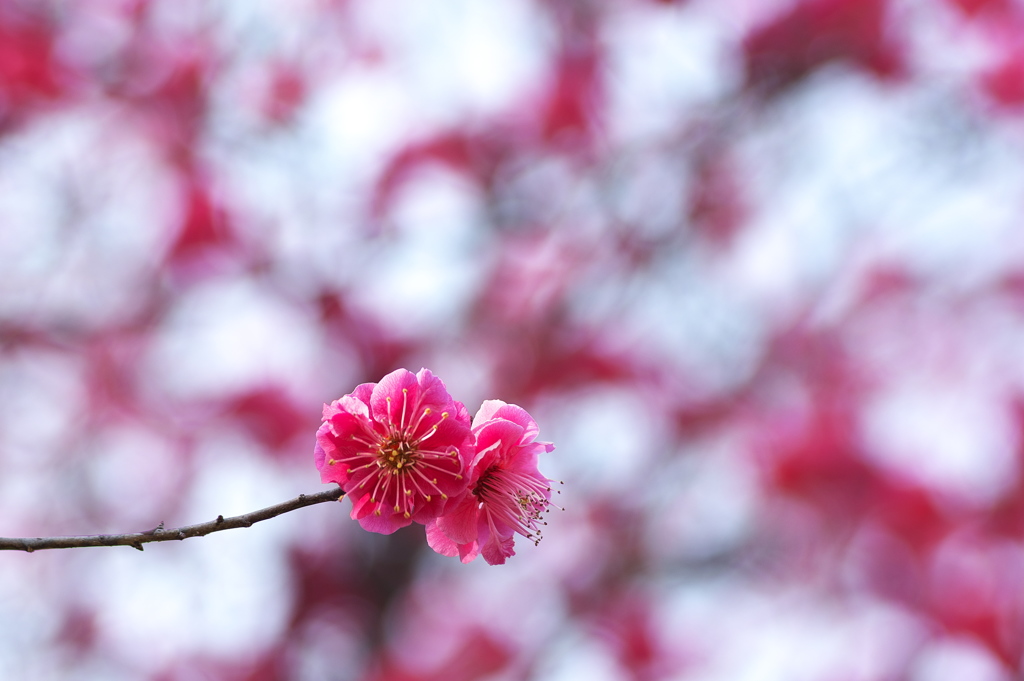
[379,437,416,471]
[474,466,553,544]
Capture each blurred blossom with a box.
[1,0,1024,679]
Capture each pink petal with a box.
[452,399,471,428]
[314,442,329,473]
[436,495,482,544]
[369,368,418,427]
[472,400,506,426]
[458,541,480,563]
[348,491,375,520]
[425,520,459,557]
[506,441,553,477]
[322,401,342,420]
[473,400,539,444]
[323,384,373,420]
[323,410,369,441]
[472,419,525,467]
[357,508,409,535]
[481,533,517,565]
[337,393,371,419]
[349,382,374,404]
[414,368,456,412]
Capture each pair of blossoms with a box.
[314,368,557,565]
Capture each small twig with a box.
[0,486,345,553]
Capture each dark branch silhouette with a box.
[0,486,345,553]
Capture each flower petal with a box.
[425,520,459,557]
[314,442,329,474]
[415,368,457,413]
[348,491,376,519]
[357,508,410,535]
[369,368,418,428]
[473,400,539,444]
[481,532,516,565]
[436,495,482,544]
[458,540,480,563]
[472,419,525,468]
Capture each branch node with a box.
[215,515,224,525]
[177,531,186,540]
[241,519,253,527]
[131,542,144,552]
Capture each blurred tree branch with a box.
[0,486,344,553]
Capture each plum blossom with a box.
[426,400,556,565]
[315,368,472,534]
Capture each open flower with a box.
[315,368,472,534]
[426,400,556,565]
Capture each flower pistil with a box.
[473,465,553,545]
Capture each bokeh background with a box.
[2,0,1024,679]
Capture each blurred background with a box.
[1,0,1024,679]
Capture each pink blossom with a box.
[426,400,556,565]
[315,368,472,534]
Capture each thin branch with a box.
[0,486,345,553]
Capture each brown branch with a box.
[0,486,345,553]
